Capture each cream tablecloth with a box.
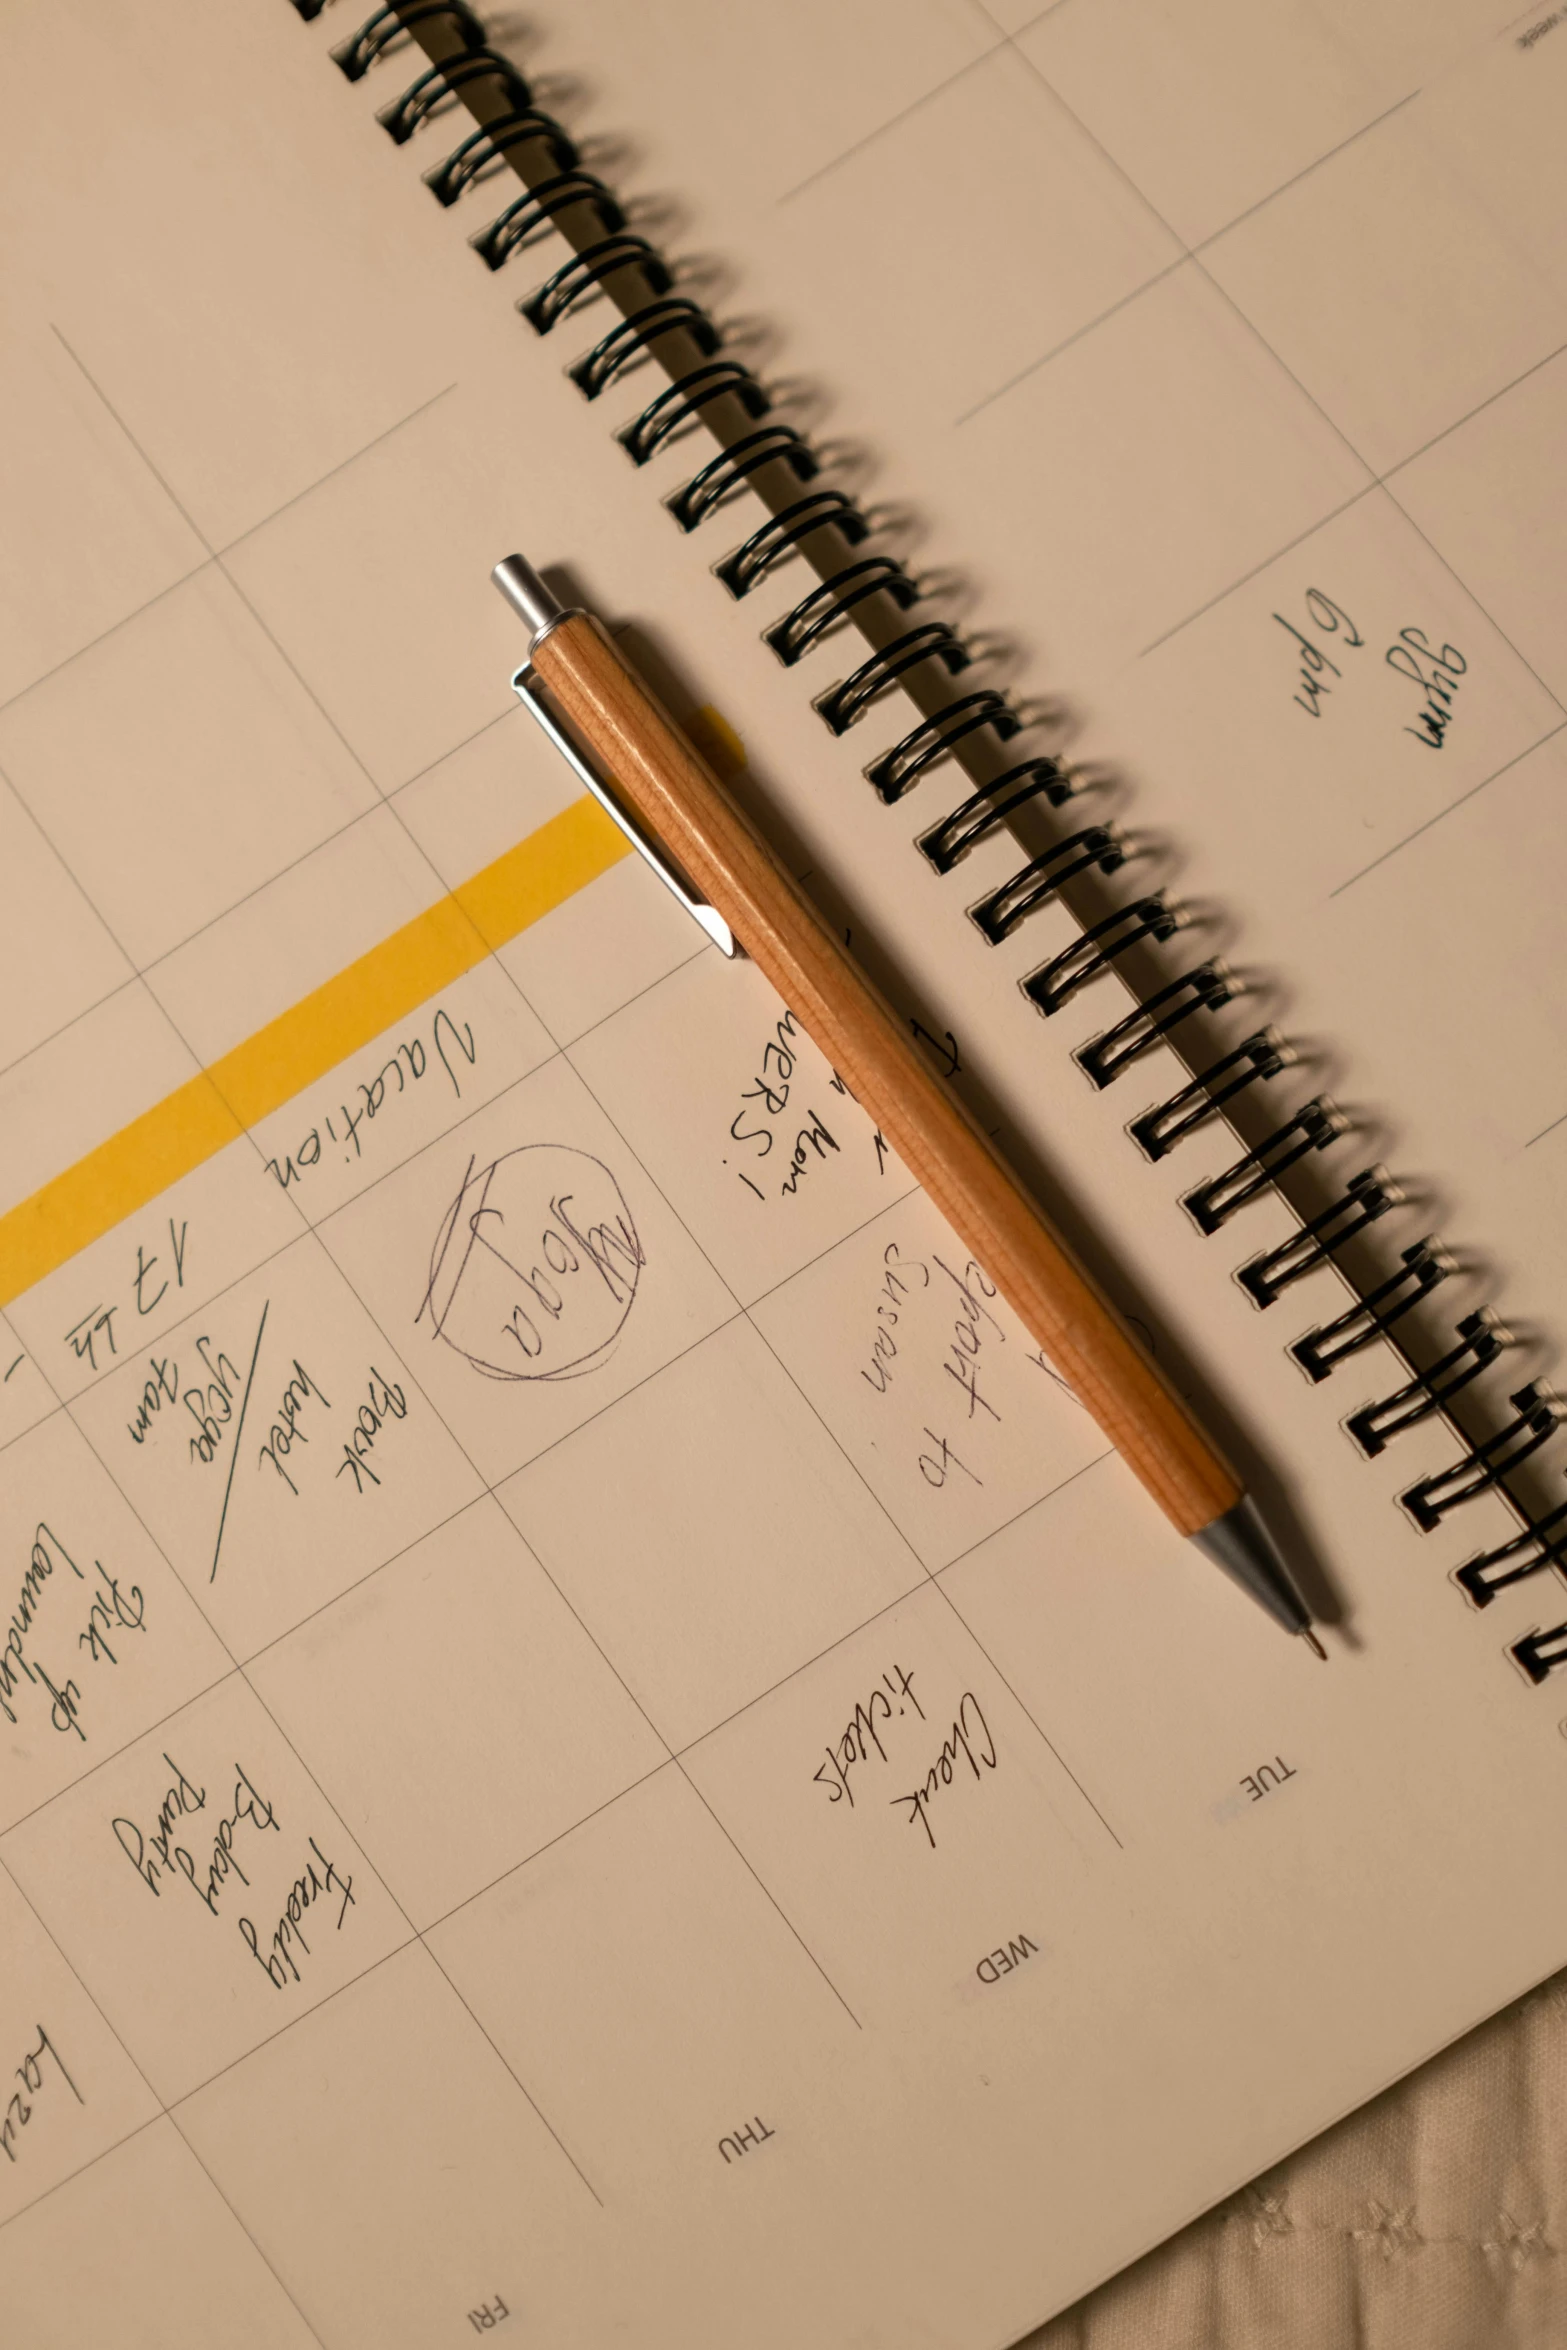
[1028,1967,1567,2348]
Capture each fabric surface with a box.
[1027,1967,1567,2348]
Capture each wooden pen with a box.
[494,553,1323,1654]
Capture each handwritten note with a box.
[419,1145,646,1381]
[754,1194,1105,1566]
[1274,586,1467,751]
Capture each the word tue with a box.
[1241,1756,1297,1804]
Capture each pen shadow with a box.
[546,581,1354,1639]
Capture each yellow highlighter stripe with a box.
[0,794,632,1309]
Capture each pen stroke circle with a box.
[419,1144,646,1383]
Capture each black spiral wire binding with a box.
[968,827,1125,946]
[1512,1625,1567,1683]
[1455,1501,1567,1609]
[916,751,1073,858]
[1237,1170,1401,1310]
[473,173,625,269]
[715,494,867,598]
[521,236,673,335]
[331,0,480,78]
[1178,1094,1339,1230]
[1289,1241,1452,1382]
[1130,1032,1292,1162]
[570,301,720,400]
[1449,1499,1567,1699]
[300,0,1567,1682]
[1511,1620,1567,1685]
[1345,1310,1509,1458]
[669,428,817,533]
[873,693,1019,807]
[377,46,529,142]
[1023,897,1183,1018]
[426,109,578,203]
[814,624,969,735]
[765,559,919,666]
[1400,1387,1564,1533]
[1081,964,1240,1095]
[621,363,770,467]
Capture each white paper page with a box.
[530,0,1567,1307]
[3,6,1567,2349]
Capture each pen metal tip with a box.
[492,552,563,641]
[1189,1494,1315,1642]
[1300,1627,1328,1660]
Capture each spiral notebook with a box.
[3,2,1566,2344]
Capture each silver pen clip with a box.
[508,661,740,960]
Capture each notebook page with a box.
[2,5,1566,2348]
[536,0,1567,1346]
[503,0,1567,2287]
[522,0,1567,1857]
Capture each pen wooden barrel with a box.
[535,613,1242,1539]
